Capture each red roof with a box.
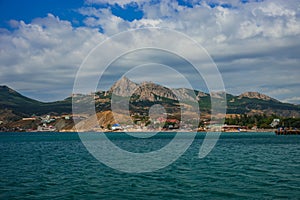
[166,119,179,123]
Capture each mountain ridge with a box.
[108,77,283,103]
[238,91,278,102]
[0,77,299,124]
[1,83,286,105]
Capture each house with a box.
[22,117,36,121]
[62,115,71,120]
[111,123,122,131]
[164,119,180,129]
[222,125,242,132]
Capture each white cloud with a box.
[80,0,300,43]
[282,97,300,104]
[0,14,105,101]
[255,2,296,17]
[1,0,300,104]
[85,0,147,7]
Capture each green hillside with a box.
[0,86,71,116]
[0,85,299,121]
[226,96,300,116]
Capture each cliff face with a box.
[108,77,209,102]
[110,83,279,103]
[173,88,208,102]
[134,82,177,101]
[109,77,178,101]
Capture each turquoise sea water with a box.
[0,132,299,199]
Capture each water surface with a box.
[0,132,299,199]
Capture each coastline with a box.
[1,128,278,133]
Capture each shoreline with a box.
[0,129,278,133]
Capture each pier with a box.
[275,130,300,135]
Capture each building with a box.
[222,125,242,132]
[22,117,36,121]
[111,124,122,131]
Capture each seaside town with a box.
[1,111,299,135]
[1,1,300,199]
[1,78,300,135]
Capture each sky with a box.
[0,0,299,104]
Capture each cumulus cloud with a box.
[0,14,105,101]
[282,96,300,104]
[1,0,300,104]
[78,0,300,102]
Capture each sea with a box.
[0,132,299,199]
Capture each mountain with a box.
[1,78,300,125]
[109,77,209,102]
[109,76,139,97]
[173,88,208,101]
[227,92,299,117]
[107,78,300,117]
[238,92,279,102]
[109,77,178,101]
[0,85,41,108]
[0,85,71,118]
[132,82,178,101]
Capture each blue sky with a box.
[0,0,84,28]
[0,0,144,28]
[0,0,300,104]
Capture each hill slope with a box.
[0,86,71,118]
[1,80,300,124]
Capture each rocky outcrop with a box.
[109,77,208,102]
[134,82,177,101]
[173,88,208,101]
[238,92,278,102]
[109,77,177,101]
[109,76,139,97]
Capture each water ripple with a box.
[0,132,299,199]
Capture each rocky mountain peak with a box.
[0,85,15,93]
[108,77,211,102]
[0,85,8,89]
[109,76,139,97]
[173,88,207,101]
[134,82,177,101]
[108,77,281,104]
[109,77,178,101]
[238,92,277,101]
[0,85,24,98]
